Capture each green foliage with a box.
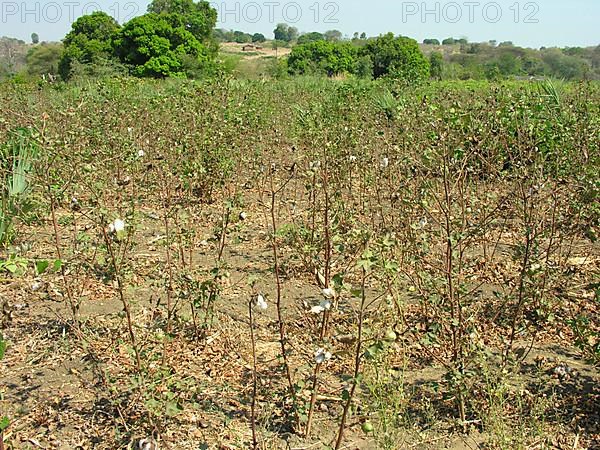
[429,51,443,80]
[147,0,217,41]
[252,33,266,43]
[273,23,298,42]
[26,42,63,76]
[423,38,440,45]
[59,11,121,79]
[324,30,343,42]
[0,254,28,276]
[233,30,252,43]
[297,32,325,45]
[356,55,374,79]
[568,312,600,366]
[31,33,39,45]
[114,12,215,78]
[288,40,358,76]
[0,128,38,247]
[361,33,430,81]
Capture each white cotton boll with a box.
[322,287,336,299]
[138,149,145,158]
[320,299,332,310]
[256,294,268,311]
[239,211,248,221]
[380,157,389,169]
[138,438,159,450]
[315,348,332,364]
[109,219,125,234]
[311,299,333,314]
[311,305,325,314]
[309,160,321,171]
[113,219,125,233]
[419,217,428,228]
[348,155,357,163]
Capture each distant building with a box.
[242,44,262,51]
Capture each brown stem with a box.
[248,300,259,450]
[49,194,79,329]
[101,225,141,372]
[335,265,367,450]
[268,171,301,432]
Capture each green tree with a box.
[297,32,325,45]
[273,23,288,41]
[233,30,251,43]
[252,33,266,43]
[356,54,373,78]
[114,12,214,78]
[273,23,297,42]
[361,33,430,81]
[360,32,367,40]
[59,11,120,79]
[287,40,357,76]
[423,38,440,45]
[541,48,589,79]
[147,0,217,41]
[287,26,299,42]
[31,33,39,44]
[324,30,343,42]
[429,51,443,80]
[26,42,62,76]
[442,37,456,45]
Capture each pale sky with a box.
[0,0,598,48]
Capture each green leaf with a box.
[0,335,6,359]
[53,259,63,271]
[166,400,183,417]
[35,260,49,275]
[0,416,9,431]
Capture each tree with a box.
[0,37,27,74]
[429,51,443,80]
[423,38,440,45]
[361,33,430,81]
[442,37,456,45]
[274,23,297,42]
[356,54,373,78]
[541,48,589,79]
[252,33,266,43]
[297,32,325,45]
[31,33,39,44]
[147,0,217,42]
[274,23,288,41]
[360,32,367,40]
[233,30,251,43]
[59,11,121,79]
[26,42,62,76]
[324,30,343,42]
[114,12,214,78]
[287,40,357,76]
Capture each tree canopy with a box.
[288,40,357,76]
[297,32,325,45]
[362,33,430,81]
[59,11,120,79]
[274,24,298,43]
[147,0,217,41]
[114,12,214,78]
[26,43,62,76]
